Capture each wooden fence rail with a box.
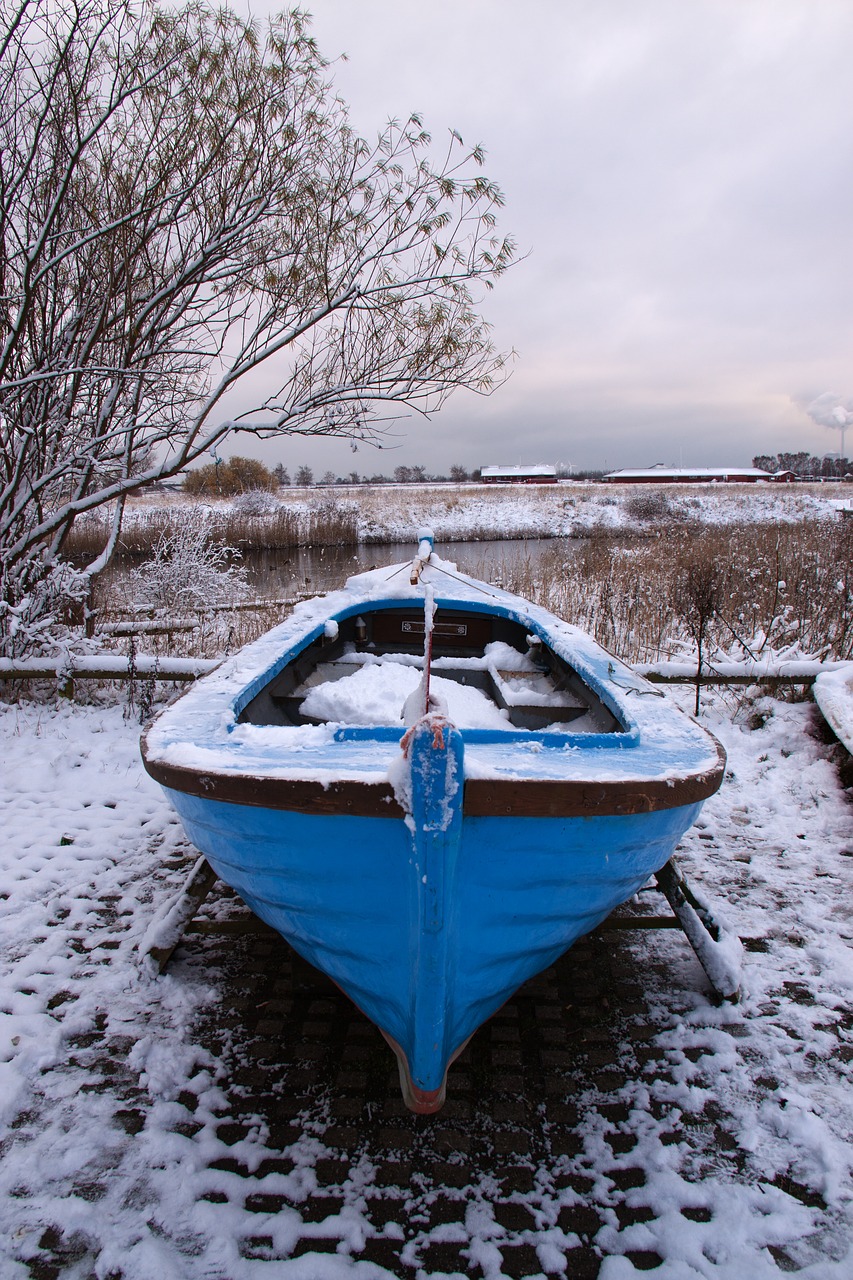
[0,656,220,684]
[0,655,847,688]
[97,594,311,622]
[636,660,849,687]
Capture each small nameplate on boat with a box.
[372,611,492,652]
[401,621,468,637]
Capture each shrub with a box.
[625,490,673,522]
[128,509,248,611]
[183,457,278,496]
[233,489,280,518]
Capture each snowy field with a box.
[0,686,852,1278]
[125,481,853,545]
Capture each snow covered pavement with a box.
[0,690,851,1278]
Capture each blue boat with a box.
[142,537,725,1112]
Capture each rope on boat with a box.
[606,661,666,698]
[404,528,506,602]
[422,557,506,600]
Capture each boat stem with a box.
[402,714,465,1110]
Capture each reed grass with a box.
[220,502,359,550]
[84,516,852,671]
[61,500,359,560]
[492,519,853,664]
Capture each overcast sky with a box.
[228,0,853,476]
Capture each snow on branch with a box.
[0,0,513,651]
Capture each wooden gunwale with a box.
[140,735,726,819]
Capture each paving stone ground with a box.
[171,883,740,1278]
[4,697,850,1277]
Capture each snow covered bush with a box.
[232,489,280,518]
[0,558,90,659]
[625,490,674,522]
[128,510,248,613]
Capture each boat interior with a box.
[238,605,622,736]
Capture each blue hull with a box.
[164,778,701,1107]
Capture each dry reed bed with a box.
[63,503,359,560]
[496,519,853,665]
[87,518,853,669]
[61,482,848,560]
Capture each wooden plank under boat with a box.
[141,537,725,1112]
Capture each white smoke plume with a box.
[806,392,853,431]
[805,392,852,457]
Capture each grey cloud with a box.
[226,0,853,471]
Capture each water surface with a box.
[244,538,567,597]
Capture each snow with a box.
[125,480,853,545]
[297,639,571,730]
[300,660,510,730]
[1,686,852,1276]
[142,556,721,789]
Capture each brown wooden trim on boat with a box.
[141,738,726,819]
[463,744,725,816]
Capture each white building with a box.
[480,464,557,485]
[603,465,773,485]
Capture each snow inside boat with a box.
[142,537,726,1112]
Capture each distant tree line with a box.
[753,452,851,478]
[183,459,477,491]
[275,463,607,485]
[184,460,611,491]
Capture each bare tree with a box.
[0,0,513,651]
[675,559,725,715]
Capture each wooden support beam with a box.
[100,593,311,622]
[97,621,197,637]
[139,857,219,973]
[654,858,742,1001]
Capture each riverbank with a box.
[83,508,852,671]
[63,481,853,561]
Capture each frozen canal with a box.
[0,686,851,1277]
